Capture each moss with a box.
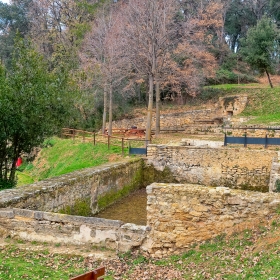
[96,161,176,212]
[59,197,92,216]
[97,166,144,211]
[239,183,268,193]
[223,96,237,108]
[274,179,280,193]
[58,160,177,216]
[142,164,177,186]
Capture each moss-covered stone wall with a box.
[0,159,145,215]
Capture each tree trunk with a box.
[108,83,113,136]
[102,88,108,134]
[155,80,161,137]
[265,69,273,88]
[146,73,154,141]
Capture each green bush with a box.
[207,69,257,85]
[0,179,16,190]
[199,87,223,101]
[274,179,280,193]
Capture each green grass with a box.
[17,137,127,186]
[240,87,280,125]
[0,246,88,279]
[207,83,261,90]
[204,85,280,125]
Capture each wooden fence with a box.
[61,128,150,155]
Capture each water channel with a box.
[94,188,147,225]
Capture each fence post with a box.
[122,138,124,156]
[73,129,75,142]
[83,131,85,142]
[265,134,268,149]
[244,132,247,147]
[224,133,227,146]
[93,133,96,146]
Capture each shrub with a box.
[0,179,16,190]
[274,179,280,193]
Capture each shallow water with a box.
[94,188,147,225]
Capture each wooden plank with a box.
[70,267,105,280]
[94,267,105,279]
[70,271,94,280]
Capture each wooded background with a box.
[1,0,280,185]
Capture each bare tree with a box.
[80,4,126,135]
[122,0,180,139]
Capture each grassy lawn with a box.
[0,244,88,279]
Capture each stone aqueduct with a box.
[1,95,280,257]
[1,138,280,258]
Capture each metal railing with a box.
[224,133,280,148]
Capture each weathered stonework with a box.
[269,152,280,192]
[0,208,148,251]
[226,127,280,138]
[0,159,144,214]
[143,183,280,258]
[109,96,247,130]
[220,95,248,116]
[147,144,278,192]
[110,109,215,130]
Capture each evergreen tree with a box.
[0,0,30,67]
[0,38,73,188]
[240,17,280,88]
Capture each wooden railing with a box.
[61,128,151,155]
[70,267,105,280]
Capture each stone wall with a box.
[0,159,143,214]
[109,96,247,130]
[110,109,215,130]
[143,183,280,258]
[220,95,248,116]
[0,208,147,252]
[226,128,280,138]
[269,153,280,192]
[147,145,278,191]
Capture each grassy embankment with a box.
[17,137,126,186]
[208,83,280,125]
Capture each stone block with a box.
[0,209,14,218]
[13,208,34,219]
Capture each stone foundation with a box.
[147,144,278,191]
[0,208,148,252]
[143,183,280,258]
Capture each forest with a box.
[0,0,280,186]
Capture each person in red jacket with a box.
[16,157,22,168]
